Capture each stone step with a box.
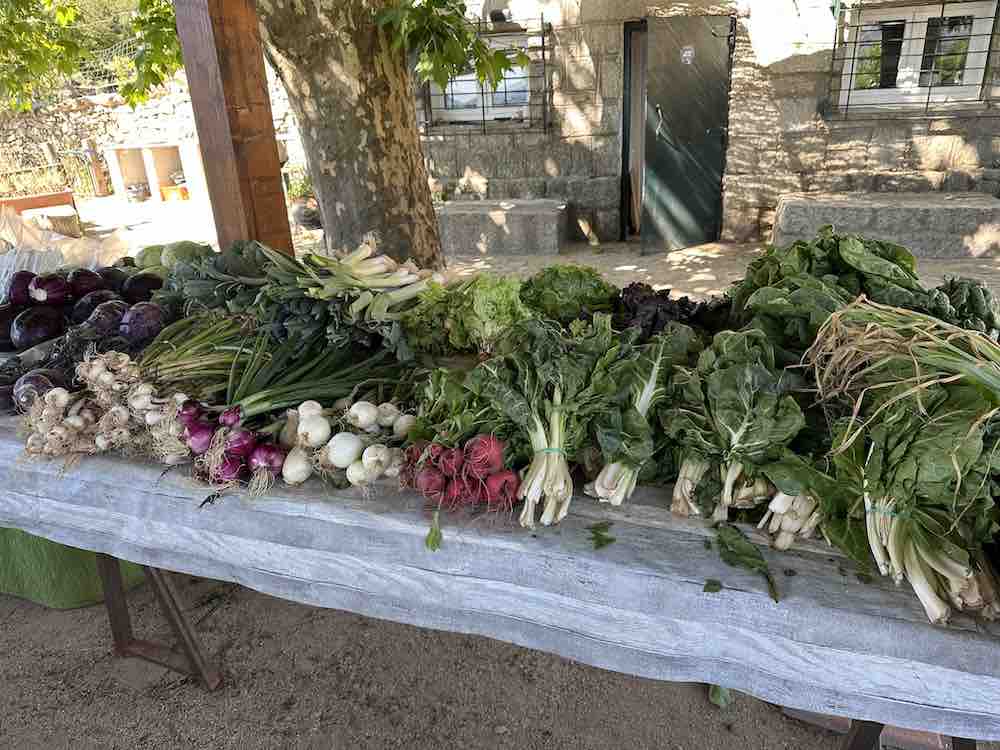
[437,199,568,256]
[771,192,1000,258]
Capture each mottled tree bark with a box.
[257,0,443,268]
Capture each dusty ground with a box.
[0,576,848,750]
[77,195,1000,297]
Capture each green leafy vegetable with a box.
[587,521,616,549]
[519,265,619,326]
[708,685,733,709]
[466,314,638,527]
[587,324,700,506]
[715,523,780,602]
[425,510,443,551]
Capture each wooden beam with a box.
[174,0,293,254]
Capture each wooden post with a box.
[174,0,293,254]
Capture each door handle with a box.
[655,105,680,150]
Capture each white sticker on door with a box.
[681,46,695,65]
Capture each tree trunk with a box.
[257,0,443,268]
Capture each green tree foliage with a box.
[1,0,524,111]
[0,0,181,109]
[377,0,529,91]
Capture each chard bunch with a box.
[466,315,638,528]
[661,329,804,520]
[586,324,698,506]
[757,492,821,550]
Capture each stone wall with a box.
[0,66,304,174]
[0,98,117,167]
[425,0,1000,244]
[419,14,627,242]
[721,0,1000,242]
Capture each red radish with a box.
[438,447,464,477]
[211,455,245,484]
[463,434,505,478]
[185,421,216,455]
[415,466,447,503]
[426,442,445,466]
[219,406,242,427]
[224,428,258,458]
[486,470,521,512]
[443,479,466,509]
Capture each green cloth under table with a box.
[0,527,143,609]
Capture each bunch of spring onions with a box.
[270,235,444,325]
[140,313,257,401]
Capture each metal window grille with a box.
[419,15,551,135]
[825,0,1000,119]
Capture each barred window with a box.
[833,1,998,112]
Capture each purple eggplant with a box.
[28,274,72,305]
[119,302,166,343]
[85,299,130,335]
[121,273,164,304]
[10,306,65,350]
[71,289,121,324]
[96,267,130,293]
[6,270,36,307]
[0,304,17,351]
[67,268,105,298]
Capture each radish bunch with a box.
[403,434,520,513]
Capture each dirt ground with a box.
[0,574,850,750]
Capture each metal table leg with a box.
[95,553,223,690]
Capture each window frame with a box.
[427,30,533,125]
[837,0,998,108]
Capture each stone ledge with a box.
[437,199,568,256]
[772,192,1000,258]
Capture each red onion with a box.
[185,421,216,455]
[177,400,203,427]
[211,455,245,484]
[249,443,287,473]
[438,447,464,477]
[219,406,242,427]
[414,466,447,503]
[224,428,257,458]
[463,435,505,479]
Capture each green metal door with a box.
[642,16,733,253]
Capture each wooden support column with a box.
[174,0,293,254]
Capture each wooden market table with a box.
[0,424,998,748]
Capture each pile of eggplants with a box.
[0,259,170,413]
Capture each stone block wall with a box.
[0,66,304,182]
[419,16,628,243]
[720,0,1000,242]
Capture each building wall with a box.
[721,0,1000,241]
[424,0,1000,243]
